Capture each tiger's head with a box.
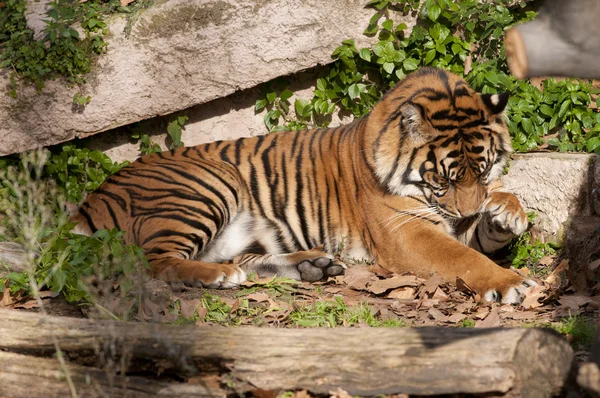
[364,67,512,218]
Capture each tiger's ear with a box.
[480,92,509,115]
[400,103,425,137]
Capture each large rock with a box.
[504,153,598,240]
[0,0,415,156]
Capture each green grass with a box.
[547,314,597,349]
[289,296,406,328]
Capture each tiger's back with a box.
[71,67,536,302]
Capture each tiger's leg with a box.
[369,199,535,303]
[457,191,528,254]
[234,248,345,282]
[149,256,246,288]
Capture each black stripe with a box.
[78,206,98,233]
[100,198,121,231]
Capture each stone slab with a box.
[504,152,598,240]
[0,0,414,156]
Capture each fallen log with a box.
[505,0,600,79]
[0,308,573,397]
[0,351,224,398]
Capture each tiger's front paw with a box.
[484,278,538,304]
[482,192,528,236]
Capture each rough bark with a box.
[505,0,600,79]
[0,351,224,398]
[0,309,573,397]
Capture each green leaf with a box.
[587,137,600,152]
[428,4,441,21]
[363,23,379,36]
[348,83,360,99]
[539,104,554,117]
[382,19,393,31]
[403,58,419,71]
[359,48,372,62]
[280,89,293,101]
[266,92,277,104]
[295,99,312,117]
[425,49,436,64]
[383,62,395,74]
[521,118,533,135]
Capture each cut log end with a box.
[505,28,528,80]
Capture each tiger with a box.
[70,67,536,304]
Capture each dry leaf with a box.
[343,266,376,290]
[508,311,537,320]
[13,299,40,309]
[367,263,393,277]
[387,287,416,300]
[558,295,593,311]
[538,255,556,267]
[521,285,545,309]
[448,313,466,323]
[428,308,449,322]
[431,287,449,301]
[476,306,500,328]
[455,302,475,313]
[422,275,443,294]
[474,307,490,319]
[120,0,135,6]
[455,277,476,297]
[367,275,420,295]
[545,259,569,290]
[590,259,600,271]
[245,292,271,302]
[180,299,201,318]
[0,282,12,308]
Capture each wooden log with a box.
[0,308,573,397]
[505,0,600,79]
[0,351,225,398]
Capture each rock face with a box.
[504,153,598,240]
[0,0,415,156]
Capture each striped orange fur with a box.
[70,67,535,303]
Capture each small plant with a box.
[289,296,405,327]
[548,314,597,349]
[1,0,146,96]
[166,116,188,149]
[508,232,558,270]
[0,150,147,309]
[131,127,162,156]
[73,92,91,107]
[460,318,476,328]
[44,144,129,204]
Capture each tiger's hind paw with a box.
[297,256,345,282]
[484,279,538,304]
[190,264,247,289]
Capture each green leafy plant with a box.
[508,232,558,270]
[0,150,147,306]
[0,0,143,96]
[289,296,405,327]
[131,129,162,155]
[166,116,188,149]
[548,314,597,349]
[44,144,129,204]
[73,92,91,107]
